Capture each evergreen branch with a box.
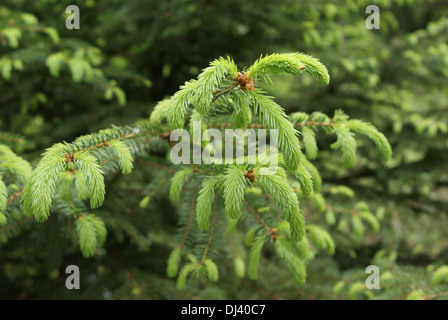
[207,120,334,130]
[192,57,237,114]
[258,173,306,243]
[0,178,8,222]
[291,52,330,85]
[302,158,321,194]
[0,144,32,183]
[167,81,196,129]
[295,121,335,128]
[76,214,98,258]
[243,200,273,235]
[169,168,193,202]
[247,53,306,79]
[107,139,134,175]
[167,247,182,278]
[246,52,330,85]
[179,186,198,250]
[301,126,318,160]
[203,259,219,282]
[275,236,307,285]
[0,132,26,151]
[248,90,303,171]
[346,119,393,162]
[248,234,266,280]
[212,83,239,104]
[232,90,252,129]
[200,194,218,264]
[73,152,105,209]
[7,188,23,205]
[306,225,335,255]
[292,163,314,196]
[22,143,67,222]
[140,173,170,207]
[177,263,197,290]
[331,124,357,168]
[221,166,247,219]
[0,216,34,234]
[196,177,219,230]
[150,98,171,125]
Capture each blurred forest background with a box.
[1,0,448,299]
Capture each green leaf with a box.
[331,124,357,168]
[22,143,67,222]
[246,53,306,79]
[58,171,74,201]
[292,164,314,196]
[13,59,23,71]
[204,259,219,282]
[0,57,12,80]
[167,247,182,278]
[139,196,150,208]
[74,170,89,200]
[76,215,98,258]
[44,27,60,44]
[248,235,266,280]
[301,158,321,193]
[325,210,336,225]
[245,228,256,247]
[351,215,364,238]
[311,193,326,212]
[107,139,134,175]
[258,174,305,243]
[20,13,39,25]
[74,152,105,209]
[334,281,346,295]
[90,215,107,244]
[46,52,66,77]
[275,236,307,285]
[232,91,252,129]
[113,87,127,106]
[0,178,7,213]
[348,282,366,300]
[149,98,171,125]
[432,266,448,286]
[359,211,380,233]
[191,57,235,114]
[0,145,32,183]
[2,28,22,48]
[346,119,392,162]
[234,257,245,278]
[168,81,195,129]
[291,52,330,85]
[406,289,425,300]
[222,166,247,219]
[177,263,196,290]
[296,235,310,260]
[302,127,318,159]
[69,59,84,82]
[196,177,219,230]
[169,169,192,202]
[248,91,303,172]
[0,212,7,226]
[307,225,335,255]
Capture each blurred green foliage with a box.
[1,0,448,300]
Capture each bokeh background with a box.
[1,0,447,299]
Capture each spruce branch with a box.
[200,194,218,265]
[257,173,306,243]
[248,90,303,171]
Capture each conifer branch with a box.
[179,187,198,250]
[200,194,218,265]
[243,200,273,235]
